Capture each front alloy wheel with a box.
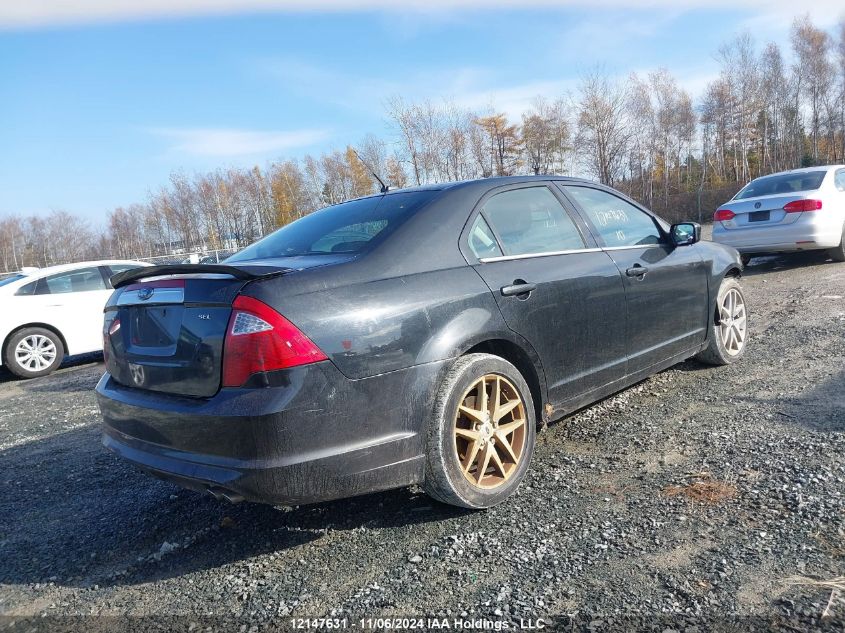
[717,287,747,356]
[424,353,536,509]
[695,277,748,366]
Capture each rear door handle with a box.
[626,264,648,278]
[501,282,537,297]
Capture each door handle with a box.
[501,281,537,297]
[626,264,648,278]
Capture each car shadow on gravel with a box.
[0,425,467,589]
[0,354,103,386]
[742,252,835,276]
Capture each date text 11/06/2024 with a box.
[291,617,548,630]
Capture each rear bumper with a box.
[96,360,447,505]
[712,215,844,253]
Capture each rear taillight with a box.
[783,199,823,213]
[714,208,736,222]
[104,318,120,363]
[222,295,327,387]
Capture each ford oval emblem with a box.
[137,287,154,301]
[754,202,761,209]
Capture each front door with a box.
[466,183,628,406]
[559,184,709,372]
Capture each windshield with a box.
[734,171,827,200]
[227,191,437,262]
[0,274,25,288]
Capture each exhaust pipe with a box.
[207,486,244,504]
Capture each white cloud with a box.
[4,1,844,29]
[150,127,331,156]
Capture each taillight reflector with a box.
[783,199,822,213]
[714,208,736,222]
[222,295,327,387]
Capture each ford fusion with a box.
[97,176,747,509]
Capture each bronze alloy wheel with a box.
[453,373,527,489]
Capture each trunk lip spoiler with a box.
[111,264,291,289]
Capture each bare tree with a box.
[575,69,631,186]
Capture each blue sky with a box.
[0,1,841,224]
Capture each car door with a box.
[15,266,112,354]
[558,184,709,373]
[464,183,628,406]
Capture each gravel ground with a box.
[1,250,844,632]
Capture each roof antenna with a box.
[351,148,389,194]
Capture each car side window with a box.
[467,215,503,259]
[481,186,585,257]
[36,267,107,295]
[835,169,845,192]
[563,186,662,248]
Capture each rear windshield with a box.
[227,191,437,261]
[0,274,24,288]
[734,171,827,200]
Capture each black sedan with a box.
[97,176,747,509]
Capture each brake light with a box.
[714,208,736,222]
[783,199,823,213]
[222,295,327,387]
[103,318,120,363]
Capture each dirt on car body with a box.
[1,253,843,631]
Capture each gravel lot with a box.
[1,250,844,632]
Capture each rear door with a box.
[466,183,628,406]
[558,184,708,372]
[15,266,113,354]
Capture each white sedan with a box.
[0,260,149,378]
[712,165,845,264]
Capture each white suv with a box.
[0,260,148,378]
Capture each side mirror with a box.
[670,222,701,246]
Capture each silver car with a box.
[712,165,845,264]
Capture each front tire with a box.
[695,278,748,366]
[424,353,536,509]
[3,327,64,378]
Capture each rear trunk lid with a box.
[716,193,810,230]
[104,266,271,397]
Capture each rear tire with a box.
[828,225,845,262]
[695,278,748,366]
[424,353,536,509]
[3,327,64,378]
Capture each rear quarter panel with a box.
[243,265,518,380]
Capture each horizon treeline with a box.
[1,14,844,273]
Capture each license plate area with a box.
[749,210,770,222]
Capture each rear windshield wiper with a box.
[111,264,290,289]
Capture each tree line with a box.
[1,14,844,273]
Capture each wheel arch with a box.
[2,323,68,365]
[462,337,548,426]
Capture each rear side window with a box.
[481,187,585,256]
[227,191,437,261]
[835,170,845,192]
[734,171,827,199]
[467,215,503,259]
[21,267,107,295]
[563,186,661,248]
